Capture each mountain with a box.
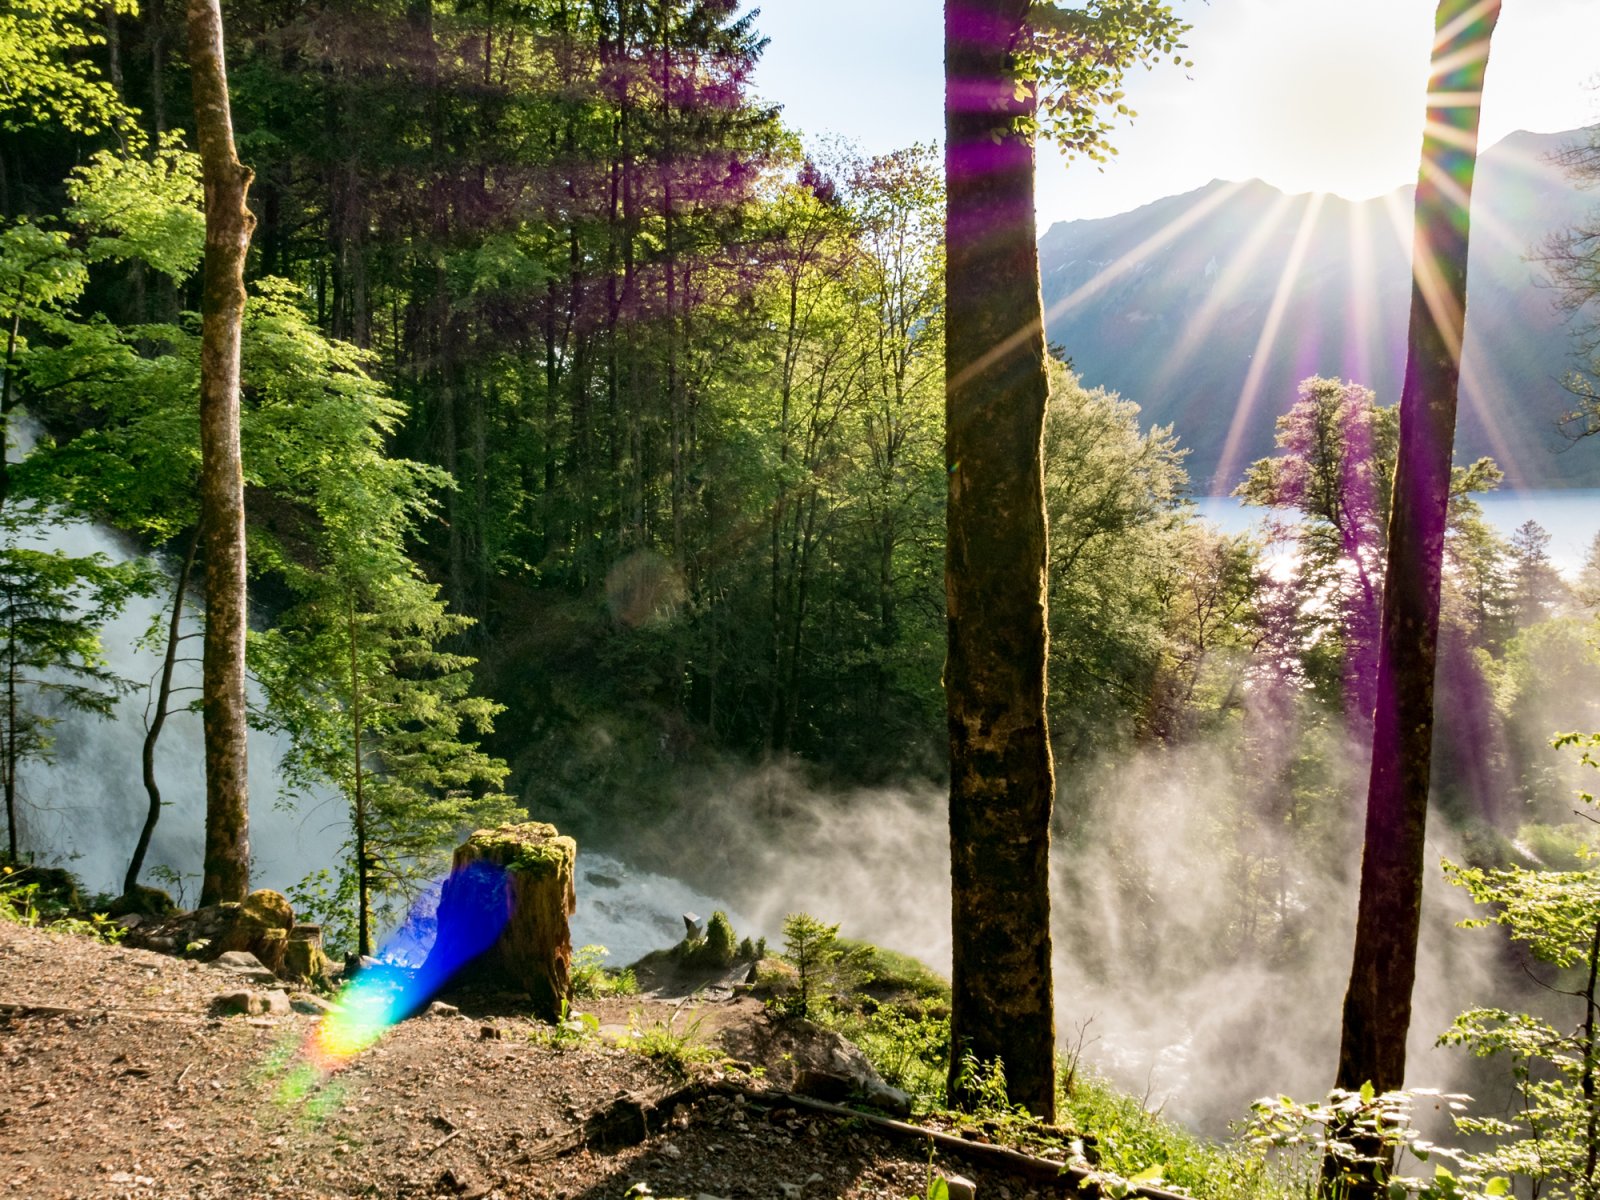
[1037,127,1600,493]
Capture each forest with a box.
[3,0,1600,1198]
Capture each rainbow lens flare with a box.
[278,861,514,1095]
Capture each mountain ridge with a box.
[1038,126,1600,494]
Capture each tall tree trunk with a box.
[126,532,200,896]
[1331,1,1499,1183]
[349,598,371,958]
[187,0,254,906]
[943,0,1056,1122]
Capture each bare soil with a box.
[0,920,1065,1200]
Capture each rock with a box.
[777,1184,803,1200]
[943,1175,977,1200]
[260,989,292,1016]
[721,1018,912,1117]
[213,890,295,973]
[206,951,280,985]
[107,885,175,918]
[683,912,703,939]
[290,995,335,1016]
[424,1001,460,1018]
[211,991,264,1017]
[421,822,577,1022]
[112,914,143,930]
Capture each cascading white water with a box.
[5,415,346,902]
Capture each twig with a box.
[426,1129,462,1156]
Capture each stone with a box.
[943,1175,977,1200]
[260,989,292,1016]
[107,885,175,919]
[424,1001,460,1018]
[206,950,281,985]
[683,912,702,939]
[290,995,335,1016]
[211,991,265,1016]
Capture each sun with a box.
[1216,5,1434,201]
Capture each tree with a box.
[185,0,255,906]
[1331,1,1502,1183]
[1508,519,1567,629]
[1239,378,1391,722]
[942,0,1187,1120]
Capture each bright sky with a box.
[747,0,1600,223]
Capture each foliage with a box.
[0,0,138,134]
[0,538,156,857]
[1023,2,1192,162]
[571,944,639,999]
[0,864,124,943]
[1245,1087,1507,1200]
[780,911,841,1019]
[1439,803,1600,1199]
[622,1012,719,1077]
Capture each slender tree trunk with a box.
[1331,3,1500,1190]
[943,0,1056,1122]
[5,605,18,861]
[349,598,371,958]
[187,0,254,906]
[126,533,200,896]
[1583,915,1600,1200]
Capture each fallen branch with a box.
[754,1087,1192,1200]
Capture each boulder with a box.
[422,822,576,1022]
[107,886,176,919]
[213,890,294,973]
[205,951,280,986]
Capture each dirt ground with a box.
[0,920,1070,1200]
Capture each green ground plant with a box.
[571,944,639,998]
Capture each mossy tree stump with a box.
[432,822,576,1021]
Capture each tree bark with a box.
[1331,0,1500,1165]
[125,532,199,896]
[186,0,254,906]
[944,0,1057,1122]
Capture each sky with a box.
[746,0,1600,226]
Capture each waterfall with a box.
[5,415,346,903]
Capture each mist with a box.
[6,417,345,902]
[584,731,1530,1137]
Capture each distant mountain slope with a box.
[1038,127,1600,493]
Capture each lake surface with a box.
[1194,490,1600,577]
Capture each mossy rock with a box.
[3,863,83,912]
[108,885,176,919]
[282,935,329,984]
[240,889,294,930]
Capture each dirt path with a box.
[0,921,1063,1200]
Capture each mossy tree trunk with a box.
[430,823,577,1022]
[187,0,254,906]
[943,0,1057,1123]
[1331,4,1500,1190]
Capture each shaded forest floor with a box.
[0,921,1070,1200]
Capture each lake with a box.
[1194,491,1600,577]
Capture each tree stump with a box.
[428,822,577,1021]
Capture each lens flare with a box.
[266,860,514,1105]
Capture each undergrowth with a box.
[0,864,125,944]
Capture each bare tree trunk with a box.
[186,0,254,906]
[944,0,1057,1122]
[126,532,199,896]
[1331,3,1500,1190]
